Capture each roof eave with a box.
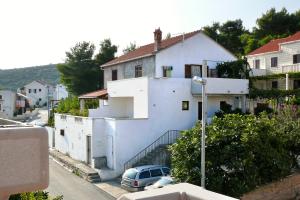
[101,53,155,68]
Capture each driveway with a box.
[46,159,114,200]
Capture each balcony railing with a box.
[281,64,300,73]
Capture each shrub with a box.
[170,113,294,197]
[56,96,88,117]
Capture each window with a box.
[124,169,138,179]
[29,89,31,93]
[162,167,170,175]
[139,171,150,179]
[135,65,143,78]
[39,98,42,101]
[0,95,2,100]
[294,80,300,89]
[34,89,37,93]
[182,101,189,111]
[112,70,118,81]
[60,129,65,136]
[150,169,163,177]
[271,57,278,67]
[0,104,1,111]
[39,89,42,92]
[272,81,278,89]
[254,59,260,69]
[293,54,300,64]
[162,66,173,77]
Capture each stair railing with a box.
[123,130,180,171]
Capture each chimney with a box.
[154,28,162,51]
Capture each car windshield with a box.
[153,177,173,187]
[123,169,138,179]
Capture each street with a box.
[46,159,114,200]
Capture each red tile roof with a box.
[248,31,300,56]
[102,30,201,67]
[78,89,107,99]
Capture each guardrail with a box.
[124,130,180,171]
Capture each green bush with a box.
[56,96,88,117]
[9,191,63,200]
[170,113,297,197]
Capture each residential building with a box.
[54,28,249,180]
[23,80,54,107]
[247,31,300,90]
[0,90,27,119]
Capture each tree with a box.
[122,42,137,54]
[170,113,295,197]
[57,42,99,96]
[216,59,251,79]
[164,33,171,39]
[203,20,246,57]
[95,39,118,66]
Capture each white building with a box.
[247,31,300,90]
[23,80,54,107]
[53,84,68,101]
[0,90,17,119]
[54,29,249,179]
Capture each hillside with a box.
[0,64,60,91]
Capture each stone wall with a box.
[241,172,300,200]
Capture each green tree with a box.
[170,113,294,197]
[122,42,137,54]
[164,33,171,39]
[57,42,99,96]
[216,59,251,79]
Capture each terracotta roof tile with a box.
[78,89,107,99]
[102,30,201,67]
[248,31,300,56]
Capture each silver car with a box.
[121,165,170,192]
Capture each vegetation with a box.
[123,42,138,54]
[57,39,117,96]
[170,110,300,197]
[203,8,300,57]
[216,59,250,79]
[9,191,63,200]
[0,64,59,91]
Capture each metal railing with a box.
[124,130,181,171]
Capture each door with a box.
[198,102,202,120]
[86,135,91,165]
[106,136,114,169]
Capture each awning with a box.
[78,89,108,99]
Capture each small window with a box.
[29,89,31,93]
[0,95,2,100]
[294,80,300,89]
[60,129,65,136]
[34,89,37,93]
[182,101,189,111]
[271,57,278,67]
[135,65,143,78]
[185,65,192,78]
[254,59,260,69]
[162,66,173,77]
[139,171,150,179]
[39,89,42,92]
[272,81,278,89]
[39,98,42,101]
[112,70,118,81]
[150,169,163,177]
[162,167,170,175]
[293,54,300,64]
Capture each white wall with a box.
[0,90,16,119]
[24,81,54,106]
[155,32,236,78]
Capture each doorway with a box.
[86,135,91,165]
[198,102,202,120]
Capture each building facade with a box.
[247,31,300,90]
[54,29,249,179]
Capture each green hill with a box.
[0,64,60,91]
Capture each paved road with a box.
[46,159,114,200]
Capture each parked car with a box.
[144,176,175,190]
[121,165,170,192]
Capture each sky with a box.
[0,0,299,69]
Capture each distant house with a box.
[54,28,249,180]
[53,84,68,101]
[0,90,27,119]
[23,80,54,107]
[247,31,300,90]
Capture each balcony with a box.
[191,78,249,95]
